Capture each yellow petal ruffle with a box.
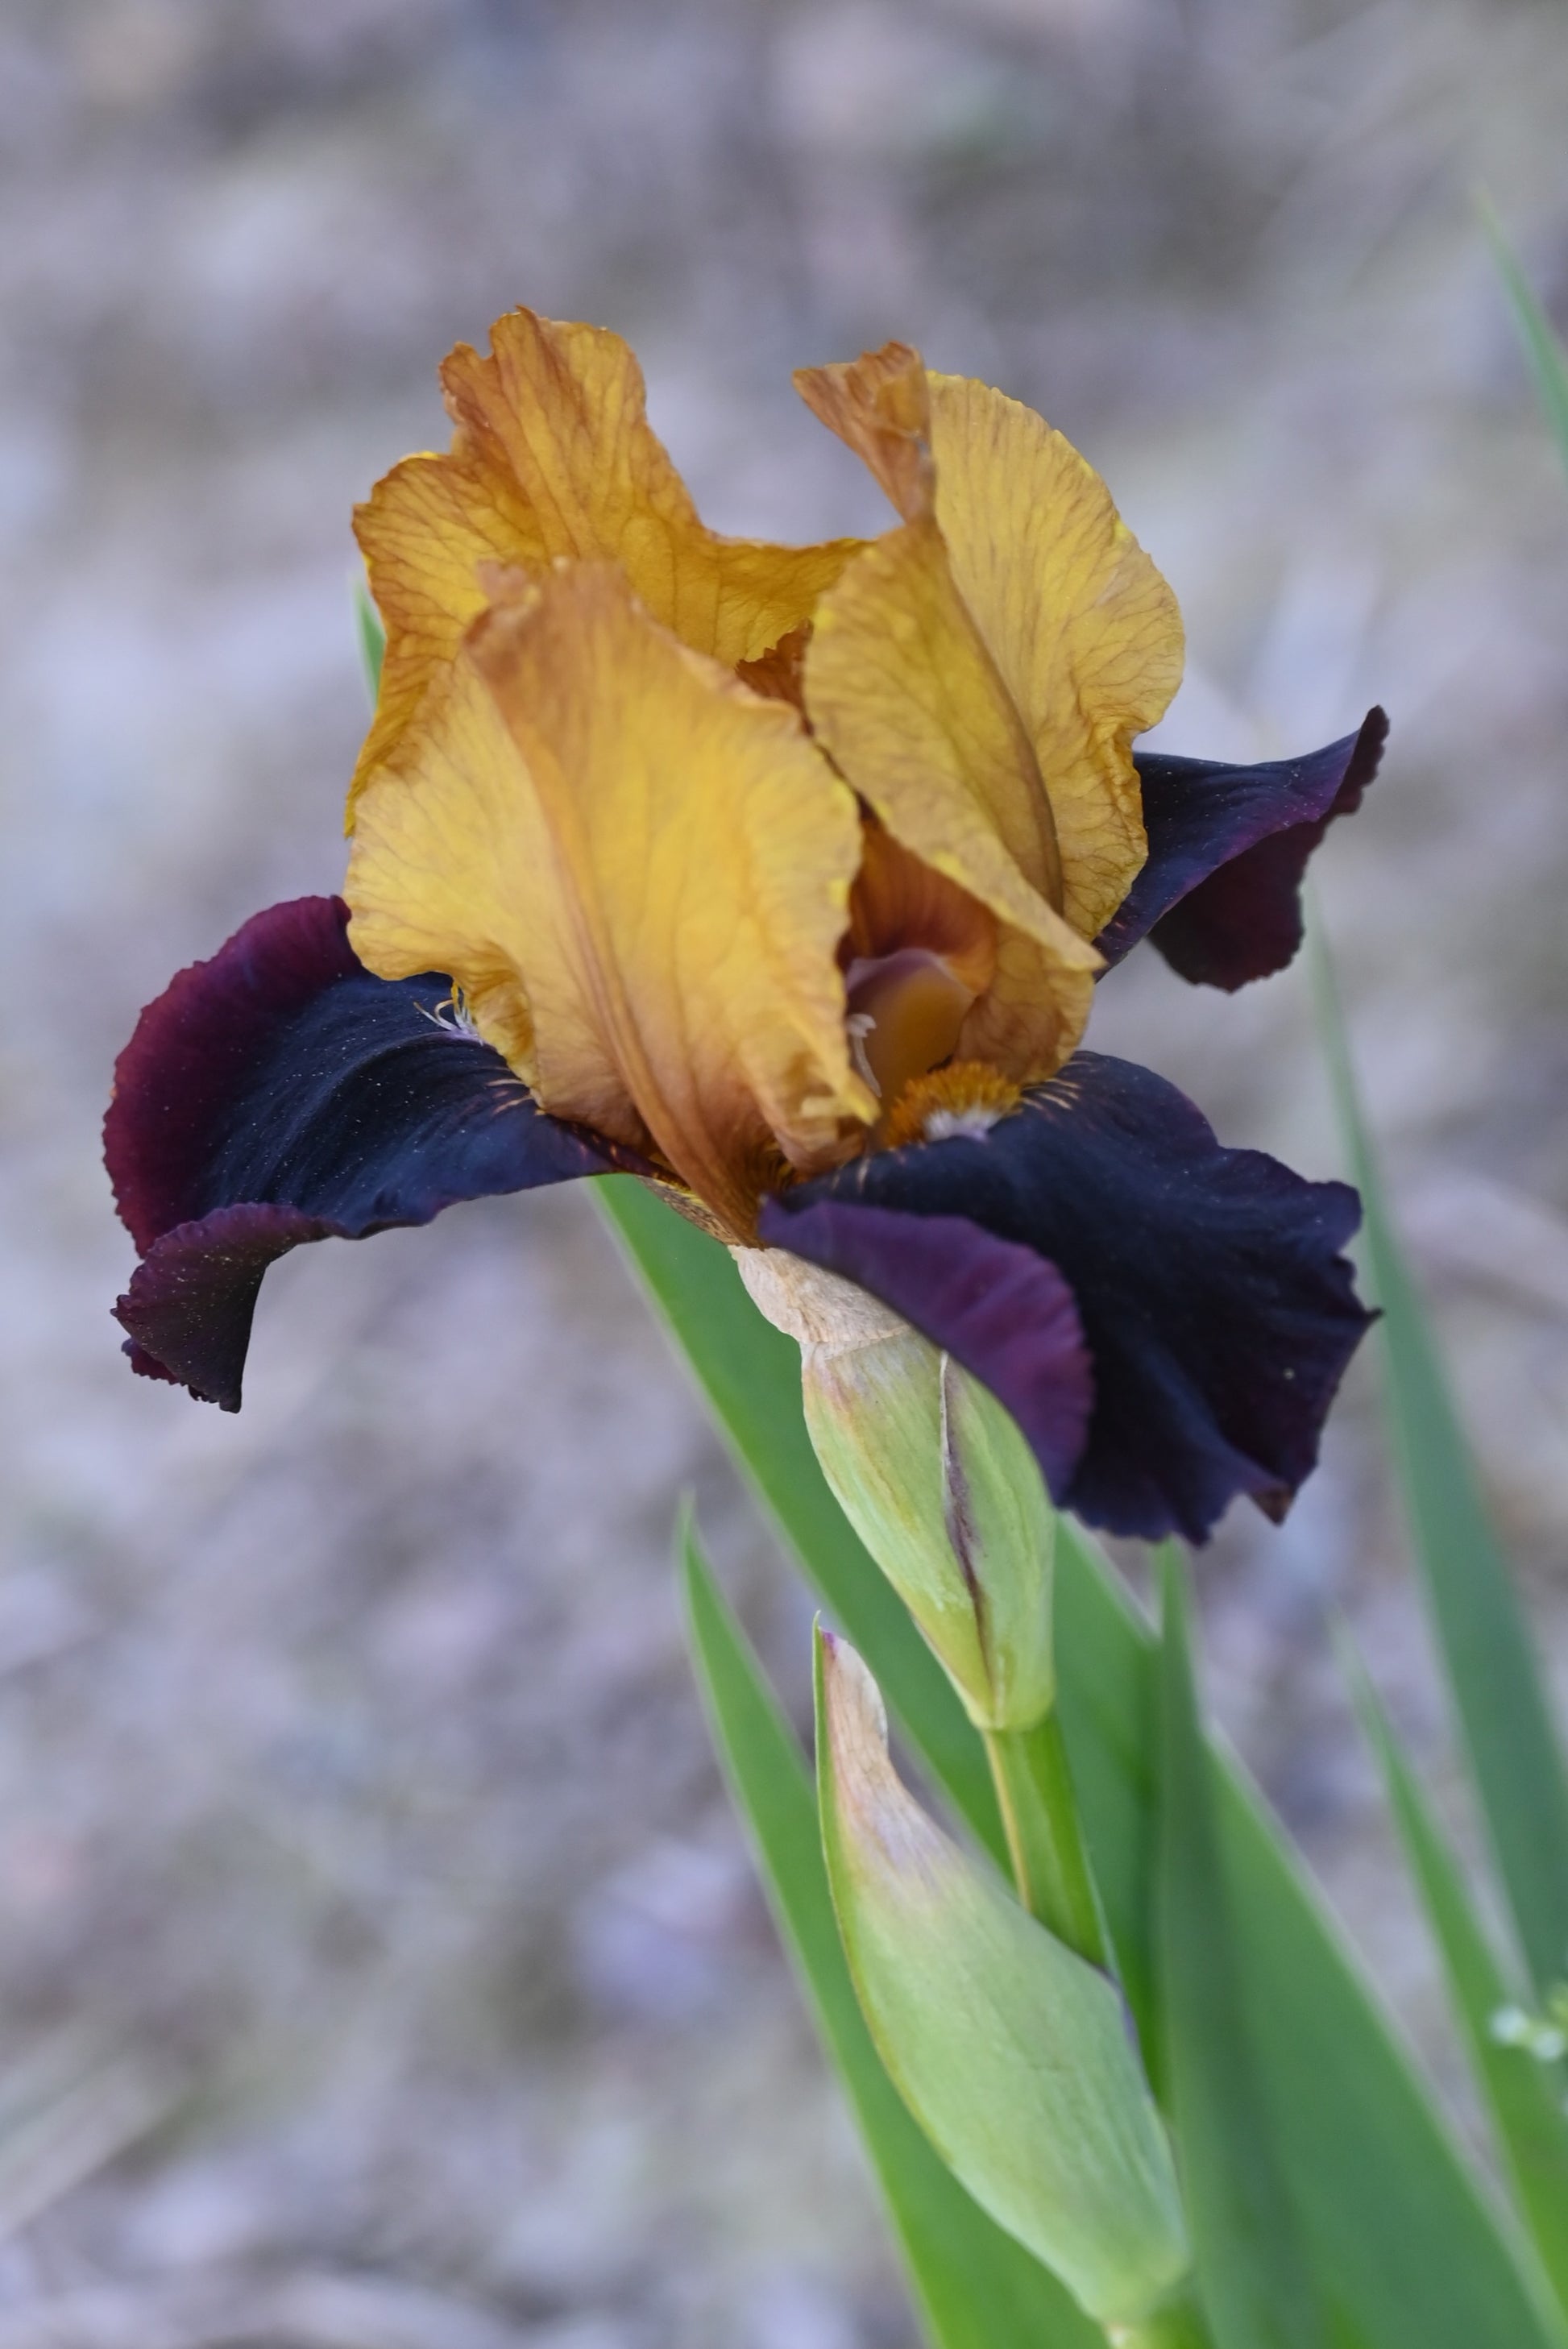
[798,344,1184,949]
[808,511,1100,1085]
[346,566,874,1239]
[351,309,864,820]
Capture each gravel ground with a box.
[2,1,1568,2340]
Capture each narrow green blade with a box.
[595,1177,1004,1864]
[1350,1654,1568,2319]
[1312,931,1568,1995]
[355,577,385,703]
[682,1523,1097,2349]
[1058,1525,1566,2349]
[1156,1550,1325,2349]
[605,1179,1566,2349]
[1483,197,1568,483]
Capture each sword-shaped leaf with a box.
[355,578,385,703]
[1156,1550,1325,2349]
[1312,930,1568,1998]
[1348,1649,1568,2321]
[1483,197,1568,484]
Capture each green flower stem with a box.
[982,1708,1111,1969]
[1108,2284,1213,2347]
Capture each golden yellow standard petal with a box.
[798,344,1184,943]
[925,371,1184,939]
[807,512,1100,1085]
[351,308,864,816]
[347,566,874,1239]
[342,645,613,1131]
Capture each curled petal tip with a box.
[1105,707,1390,989]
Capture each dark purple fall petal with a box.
[756,1201,1093,1496]
[107,896,624,1409]
[1097,708,1388,990]
[765,1052,1372,1544]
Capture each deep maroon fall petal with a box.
[116,1205,338,1413]
[107,894,361,1255]
[1097,707,1388,989]
[754,1199,1093,1497]
[765,1053,1373,1544]
[106,896,628,1408]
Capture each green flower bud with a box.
[736,1247,1055,1732]
[815,1626,1192,2330]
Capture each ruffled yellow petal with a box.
[797,344,1184,943]
[926,370,1184,939]
[346,565,874,1239]
[351,308,865,817]
[805,504,1100,1085]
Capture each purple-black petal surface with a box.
[106,896,621,1409]
[1097,708,1388,989]
[764,1052,1372,1543]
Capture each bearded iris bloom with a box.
[106,312,1380,1544]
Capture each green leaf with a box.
[1060,1526,1567,2349]
[594,1177,1004,1863]
[1482,195,1568,484]
[1062,1529,1567,2349]
[1312,927,1568,1997]
[1156,1549,1325,2349]
[606,1179,1567,2349]
[355,576,385,703]
[1348,1649,1568,2321]
[681,1522,1098,2349]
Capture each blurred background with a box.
[2,0,1567,2341]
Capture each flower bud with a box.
[815,1628,1192,2328]
[736,1246,1055,1730]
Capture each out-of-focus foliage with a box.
[1484,199,1568,485]
[1314,931,1568,1995]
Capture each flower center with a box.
[878,1060,1023,1149]
[844,948,977,1107]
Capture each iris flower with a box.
[106,312,1381,1543]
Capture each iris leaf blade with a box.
[1056,1520,1568,2349]
[1311,929,1568,1996]
[1483,197,1568,484]
[602,1177,1566,2349]
[1348,1651,1568,2320]
[1155,1548,1325,2349]
[681,1521,1098,2349]
[355,577,385,702]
